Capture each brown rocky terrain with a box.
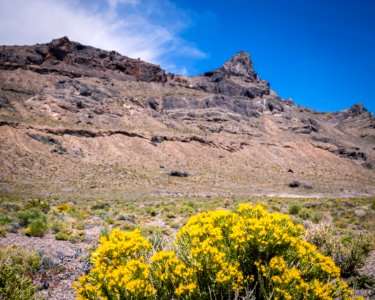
[0,37,374,199]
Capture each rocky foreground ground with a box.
[1,195,375,299]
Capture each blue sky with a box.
[1,0,374,113]
[172,0,375,113]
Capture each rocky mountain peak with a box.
[348,104,368,116]
[221,51,257,80]
[188,51,268,98]
[335,103,372,120]
[48,36,73,60]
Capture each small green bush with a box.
[0,226,6,238]
[105,218,115,224]
[74,221,85,230]
[371,198,375,210]
[298,207,312,220]
[288,203,301,215]
[24,219,48,237]
[311,211,324,224]
[55,230,84,243]
[0,246,42,300]
[91,202,110,210]
[333,217,350,229]
[348,274,375,290]
[305,223,374,277]
[1,203,21,212]
[55,232,71,241]
[50,219,67,233]
[24,199,50,214]
[0,215,13,225]
[17,208,45,227]
[146,207,157,217]
[178,205,195,215]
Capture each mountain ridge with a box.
[0,37,374,198]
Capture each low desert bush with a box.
[50,219,68,233]
[54,232,71,241]
[311,211,324,224]
[24,218,49,237]
[91,202,110,211]
[0,215,12,225]
[1,203,21,212]
[298,207,312,220]
[0,246,42,300]
[0,226,6,237]
[55,230,84,243]
[305,223,374,277]
[74,221,85,230]
[75,204,359,300]
[24,199,50,214]
[17,208,45,227]
[348,275,375,291]
[288,203,301,215]
[146,207,158,217]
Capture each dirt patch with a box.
[0,233,93,300]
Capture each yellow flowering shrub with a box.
[54,203,71,213]
[75,204,361,300]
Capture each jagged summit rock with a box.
[335,104,372,121]
[221,51,258,80]
[187,51,269,98]
[345,104,369,117]
[48,36,73,61]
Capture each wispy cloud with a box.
[0,0,206,72]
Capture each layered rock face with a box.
[0,37,374,198]
[0,36,166,82]
[146,51,284,121]
[189,51,269,98]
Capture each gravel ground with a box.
[0,230,99,300]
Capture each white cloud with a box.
[0,0,205,71]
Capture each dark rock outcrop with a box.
[170,171,190,177]
[335,148,367,161]
[0,36,166,82]
[27,133,61,146]
[302,118,320,132]
[0,95,14,110]
[292,118,321,134]
[362,162,373,169]
[27,133,67,155]
[334,104,370,120]
[189,52,270,98]
[312,136,332,143]
[289,180,301,188]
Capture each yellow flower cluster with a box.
[151,251,196,297]
[75,204,361,300]
[74,229,155,299]
[54,203,71,213]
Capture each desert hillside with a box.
[0,37,374,199]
